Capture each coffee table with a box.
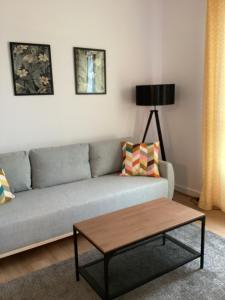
[73,198,205,300]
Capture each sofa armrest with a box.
[158,160,175,200]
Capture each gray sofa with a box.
[0,139,174,258]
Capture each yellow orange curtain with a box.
[199,0,225,212]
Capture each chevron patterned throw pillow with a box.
[0,168,15,205]
[121,142,160,177]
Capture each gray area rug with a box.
[1,224,225,300]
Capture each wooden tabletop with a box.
[74,198,205,254]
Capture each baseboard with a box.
[175,184,200,198]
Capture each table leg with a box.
[162,233,166,245]
[104,254,110,300]
[200,216,205,269]
[73,226,80,281]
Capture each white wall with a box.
[1,0,206,196]
[135,0,206,196]
[161,0,206,196]
[0,0,151,153]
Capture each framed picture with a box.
[10,42,54,95]
[74,47,106,94]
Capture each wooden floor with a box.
[1,191,225,284]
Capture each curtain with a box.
[199,0,225,212]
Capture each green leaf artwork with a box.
[10,42,54,95]
[74,48,106,94]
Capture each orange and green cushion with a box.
[0,168,15,205]
[121,141,160,177]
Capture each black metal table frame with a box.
[73,215,205,300]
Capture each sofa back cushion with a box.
[89,138,126,177]
[0,151,31,193]
[30,143,91,189]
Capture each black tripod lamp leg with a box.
[155,110,166,161]
[142,110,154,143]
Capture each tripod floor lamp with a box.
[136,84,175,161]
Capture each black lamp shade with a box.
[136,84,175,106]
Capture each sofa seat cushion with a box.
[0,174,169,254]
[30,143,91,189]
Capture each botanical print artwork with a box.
[74,47,106,94]
[10,42,54,95]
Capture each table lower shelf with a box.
[79,235,201,299]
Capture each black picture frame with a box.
[74,47,106,95]
[10,42,54,96]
